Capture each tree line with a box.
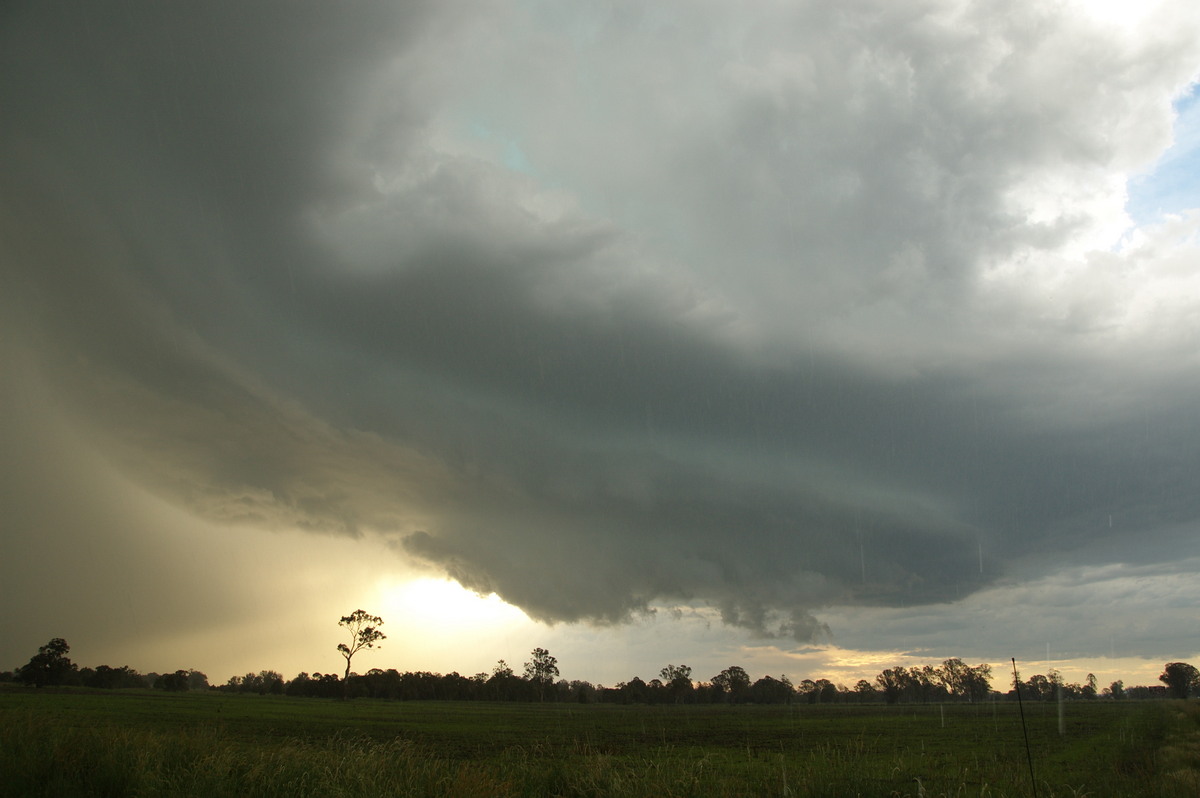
[7,634,1200,706]
[9,610,1200,705]
[2,638,209,692]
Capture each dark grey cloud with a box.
[4,0,1200,669]
[820,557,1200,667]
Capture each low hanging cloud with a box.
[3,0,1200,646]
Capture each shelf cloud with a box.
[4,0,1200,668]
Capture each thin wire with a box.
[1012,658,1039,798]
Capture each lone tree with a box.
[17,638,77,687]
[1159,662,1200,699]
[524,647,559,701]
[337,610,386,684]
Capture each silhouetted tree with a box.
[799,678,838,703]
[157,670,190,691]
[262,670,284,694]
[750,675,795,704]
[566,679,597,703]
[797,678,818,704]
[854,679,878,702]
[17,638,77,687]
[876,667,911,705]
[1160,662,1200,699]
[910,665,944,702]
[1124,684,1168,700]
[711,666,751,703]
[936,658,992,702]
[441,671,475,700]
[337,609,386,689]
[286,672,313,696]
[660,664,694,703]
[82,665,147,690]
[1025,674,1054,701]
[524,647,560,701]
[617,676,650,704]
[486,660,521,700]
[287,672,342,698]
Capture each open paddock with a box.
[3,688,1198,797]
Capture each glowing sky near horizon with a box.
[2,0,1200,689]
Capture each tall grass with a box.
[3,694,1198,797]
[0,712,513,798]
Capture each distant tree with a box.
[524,647,560,701]
[260,670,285,695]
[854,679,878,702]
[359,668,400,700]
[1108,680,1125,700]
[660,663,692,685]
[567,679,597,703]
[157,670,190,691]
[188,670,210,691]
[617,676,649,704]
[938,659,992,702]
[686,681,721,704]
[84,664,147,690]
[1048,669,1065,698]
[876,667,911,705]
[936,658,970,697]
[911,666,944,702]
[967,667,993,701]
[1159,662,1200,699]
[798,678,836,703]
[16,638,77,687]
[486,660,521,700]
[1060,679,1083,701]
[1082,673,1098,700]
[286,672,313,697]
[660,664,694,703]
[309,672,342,698]
[1026,674,1053,701]
[711,666,751,703]
[750,675,795,704]
[797,679,818,704]
[337,609,386,686]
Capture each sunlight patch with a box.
[376,577,530,634]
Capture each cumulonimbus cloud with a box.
[3,0,1200,644]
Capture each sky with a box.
[3,0,1200,690]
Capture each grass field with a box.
[3,688,1199,797]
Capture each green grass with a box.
[2,688,1197,797]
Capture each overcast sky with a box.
[3,0,1200,688]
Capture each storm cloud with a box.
[4,0,1200,662]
